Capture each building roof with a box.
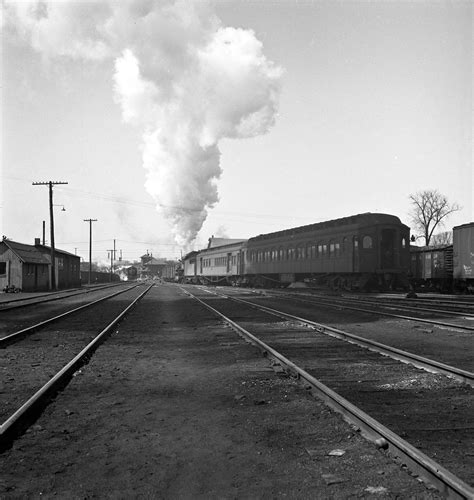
[34,244,79,259]
[144,257,167,266]
[1,239,79,264]
[2,240,50,264]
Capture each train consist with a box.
[182,213,412,291]
[410,222,474,293]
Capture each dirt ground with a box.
[0,284,442,499]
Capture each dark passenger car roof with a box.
[249,213,405,243]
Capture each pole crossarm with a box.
[32,181,68,186]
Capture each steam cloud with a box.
[5,0,283,246]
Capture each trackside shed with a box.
[0,238,81,292]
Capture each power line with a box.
[5,174,316,222]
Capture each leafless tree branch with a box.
[409,189,461,246]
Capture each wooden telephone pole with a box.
[33,181,68,290]
[84,219,98,285]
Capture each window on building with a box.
[402,238,406,248]
[0,262,6,276]
[279,247,285,260]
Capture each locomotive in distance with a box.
[181,212,412,291]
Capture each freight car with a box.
[453,222,474,292]
[183,213,411,291]
[162,261,181,282]
[409,222,474,293]
[409,245,453,292]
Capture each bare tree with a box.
[430,231,453,246]
[409,189,461,246]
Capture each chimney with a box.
[34,238,41,246]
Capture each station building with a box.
[0,238,81,292]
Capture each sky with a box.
[1,0,473,265]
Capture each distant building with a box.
[142,257,167,279]
[0,238,80,292]
[139,252,168,279]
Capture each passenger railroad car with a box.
[183,213,410,290]
[193,238,247,285]
[245,213,410,290]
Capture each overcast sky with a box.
[2,0,472,264]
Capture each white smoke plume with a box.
[5,0,283,246]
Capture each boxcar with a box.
[453,222,474,292]
[410,245,453,292]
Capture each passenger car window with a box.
[362,236,373,249]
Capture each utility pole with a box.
[107,239,120,282]
[107,241,114,283]
[33,181,68,290]
[84,219,98,285]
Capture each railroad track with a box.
[0,284,153,450]
[210,286,473,373]
[0,284,141,346]
[181,285,474,499]
[245,288,474,333]
[305,292,474,317]
[0,283,124,311]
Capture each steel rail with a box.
[0,284,153,451]
[0,284,141,347]
[182,287,474,500]
[299,293,474,319]
[363,295,474,307]
[206,290,474,387]
[256,290,474,332]
[0,283,124,311]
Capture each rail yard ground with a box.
[1,284,462,498]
